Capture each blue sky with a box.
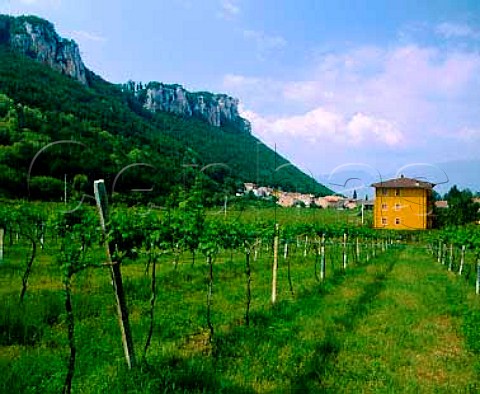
[3,0,480,193]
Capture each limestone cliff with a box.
[138,82,250,132]
[0,15,87,85]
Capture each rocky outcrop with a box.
[0,14,251,131]
[141,82,250,132]
[144,84,193,117]
[0,15,87,85]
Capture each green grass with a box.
[317,247,479,393]
[217,205,371,227]
[0,226,479,392]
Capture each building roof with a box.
[435,200,449,208]
[324,195,342,202]
[371,176,435,189]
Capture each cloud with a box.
[285,44,480,107]
[219,18,480,173]
[347,113,402,145]
[218,0,240,20]
[70,30,107,43]
[236,43,480,125]
[224,35,480,170]
[435,22,480,39]
[241,106,403,147]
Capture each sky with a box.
[3,0,480,194]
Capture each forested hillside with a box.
[0,15,332,203]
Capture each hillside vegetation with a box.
[0,14,332,203]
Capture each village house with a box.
[434,200,449,209]
[243,183,273,198]
[343,199,358,210]
[371,175,435,230]
[314,195,348,209]
[244,183,257,193]
[275,191,315,207]
[242,183,364,210]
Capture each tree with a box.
[438,186,480,226]
[29,176,64,201]
[353,190,357,200]
[432,190,442,201]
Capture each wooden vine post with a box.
[39,221,45,250]
[271,224,279,304]
[0,227,4,262]
[94,180,136,369]
[320,233,326,280]
[476,255,480,296]
[284,239,294,295]
[448,243,453,272]
[342,232,347,270]
[244,244,252,326]
[437,240,442,263]
[458,245,465,276]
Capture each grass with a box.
[318,247,479,393]
[212,205,372,227]
[0,216,479,392]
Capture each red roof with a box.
[371,176,435,189]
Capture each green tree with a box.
[439,186,480,226]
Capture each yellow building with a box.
[371,176,435,230]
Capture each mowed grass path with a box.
[175,247,480,393]
[305,247,479,393]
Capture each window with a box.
[381,203,388,210]
[395,203,401,211]
[395,188,401,196]
[381,217,387,225]
[382,188,388,196]
[395,218,401,225]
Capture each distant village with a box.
[240,183,374,210]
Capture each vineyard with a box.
[1,192,480,393]
[423,226,480,293]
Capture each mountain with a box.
[0,14,332,203]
